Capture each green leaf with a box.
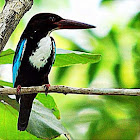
[54,48,101,67]
[0,80,13,87]
[36,94,60,119]
[0,95,69,139]
[0,49,101,67]
[100,0,116,5]
[54,67,70,84]
[27,100,69,139]
[132,41,140,87]
[88,63,100,85]
[0,0,5,11]
[0,49,14,64]
[0,101,41,140]
[0,95,19,111]
[129,12,140,30]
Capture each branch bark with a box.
[0,0,33,53]
[0,85,140,96]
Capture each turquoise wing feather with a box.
[13,39,27,86]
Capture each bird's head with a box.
[24,13,96,37]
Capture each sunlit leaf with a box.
[129,12,140,30]
[0,95,68,139]
[53,67,70,84]
[0,49,14,64]
[0,49,101,67]
[87,63,100,85]
[34,0,42,5]
[0,101,41,140]
[100,0,116,5]
[27,100,69,139]
[132,41,140,87]
[114,63,123,88]
[0,0,4,11]
[36,94,60,119]
[54,48,101,67]
[0,80,13,87]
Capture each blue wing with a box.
[13,39,27,86]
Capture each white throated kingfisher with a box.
[13,13,96,131]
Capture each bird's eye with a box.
[49,17,55,22]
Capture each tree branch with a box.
[0,0,33,53]
[0,85,140,96]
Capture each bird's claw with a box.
[17,85,21,95]
[44,84,50,95]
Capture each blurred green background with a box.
[0,0,140,139]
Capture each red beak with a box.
[55,19,96,29]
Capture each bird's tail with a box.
[18,93,37,131]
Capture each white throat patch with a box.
[29,36,52,70]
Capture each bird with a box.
[12,13,96,131]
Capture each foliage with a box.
[0,49,101,67]
[0,48,99,139]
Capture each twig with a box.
[0,0,33,53]
[0,85,140,96]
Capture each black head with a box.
[23,13,96,38]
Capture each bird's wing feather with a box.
[13,39,27,86]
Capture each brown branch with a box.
[0,0,33,53]
[0,85,140,96]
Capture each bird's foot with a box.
[17,85,21,95]
[43,84,50,95]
